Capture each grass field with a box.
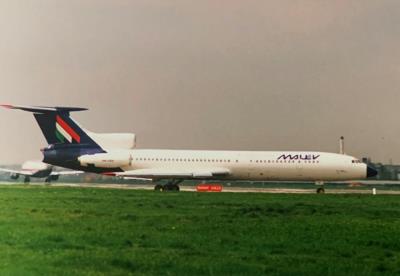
[0,185,399,275]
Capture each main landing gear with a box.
[24,176,30,184]
[154,180,183,192]
[45,175,58,184]
[315,181,325,194]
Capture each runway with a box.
[21,182,400,195]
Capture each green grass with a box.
[0,186,399,275]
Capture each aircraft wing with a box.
[50,170,85,176]
[106,168,231,180]
[0,168,35,176]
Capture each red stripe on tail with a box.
[56,115,81,143]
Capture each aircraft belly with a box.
[122,160,365,182]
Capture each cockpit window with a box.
[352,160,362,164]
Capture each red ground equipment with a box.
[196,184,223,192]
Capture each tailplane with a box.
[2,105,136,151]
[1,105,101,148]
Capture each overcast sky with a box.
[0,0,399,164]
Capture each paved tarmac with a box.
[27,182,400,195]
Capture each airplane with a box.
[1,105,377,193]
[0,160,83,183]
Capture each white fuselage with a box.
[117,150,367,181]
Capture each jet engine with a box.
[78,152,132,169]
[86,132,136,150]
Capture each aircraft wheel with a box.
[173,185,180,192]
[155,183,180,192]
[166,184,180,192]
[24,177,30,184]
[164,185,172,191]
[316,187,325,194]
[154,184,163,191]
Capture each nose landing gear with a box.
[315,181,325,194]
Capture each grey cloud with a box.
[0,0,399,163]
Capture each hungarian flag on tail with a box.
[55,115,81,143]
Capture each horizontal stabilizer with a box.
[2,104,103,148]
[1,104,87,114]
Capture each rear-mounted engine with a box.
[78,152,132,168]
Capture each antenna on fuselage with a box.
[339,136,345,155]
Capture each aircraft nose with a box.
[367,166,378,178]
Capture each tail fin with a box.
[2,105,101,148]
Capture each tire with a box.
[154,184,162,191]
[167,184,180,192]
[316,187,325,194]
[155,184,180,192]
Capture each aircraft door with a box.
[296,162,304,178]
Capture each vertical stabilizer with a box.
[2,105,102,149]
